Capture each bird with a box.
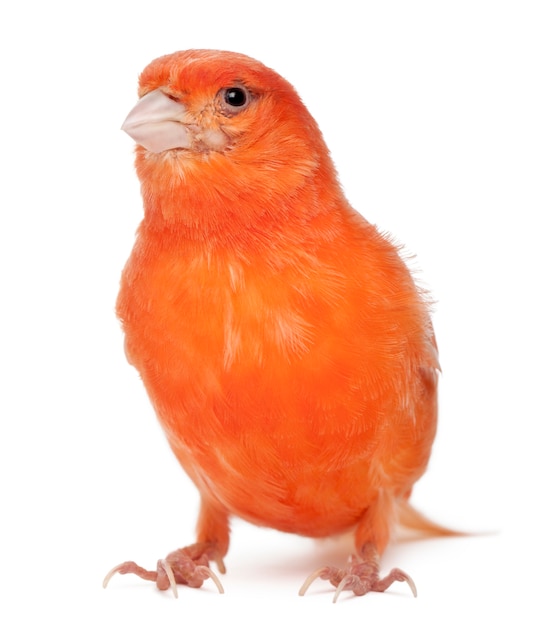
[103,49,451,602]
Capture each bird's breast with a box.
[116,226,437,536]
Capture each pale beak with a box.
[121,89,192,153]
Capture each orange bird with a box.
[104,49,448,602]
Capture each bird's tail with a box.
[395,500,465,540]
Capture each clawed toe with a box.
[103,561,158,587]
[299,544,417,603]
[103,543,224,597]
[372,567,416,596]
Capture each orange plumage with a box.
[106,49,444,600]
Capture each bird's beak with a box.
[122,89,192,153]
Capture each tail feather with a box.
[396,501,465,540]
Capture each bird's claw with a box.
[298,544,416,603]
[103,542,225,597]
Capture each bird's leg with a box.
[299,542,416,603]
[103,542,225,597]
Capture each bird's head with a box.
[122,50,342,232]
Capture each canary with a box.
[104,49,449,602]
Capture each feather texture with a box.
[112,49,443,598]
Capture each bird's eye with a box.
[219,86,252,115]
[225,87,247,106]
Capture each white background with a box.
[1,1,543,623]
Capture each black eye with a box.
[219,86,252,115]
[224,87,247,107]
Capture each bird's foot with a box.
[299,543,416,603]
[103,542,225,597]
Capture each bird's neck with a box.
[136,150,346,251]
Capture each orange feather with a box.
[109,49,446,600]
